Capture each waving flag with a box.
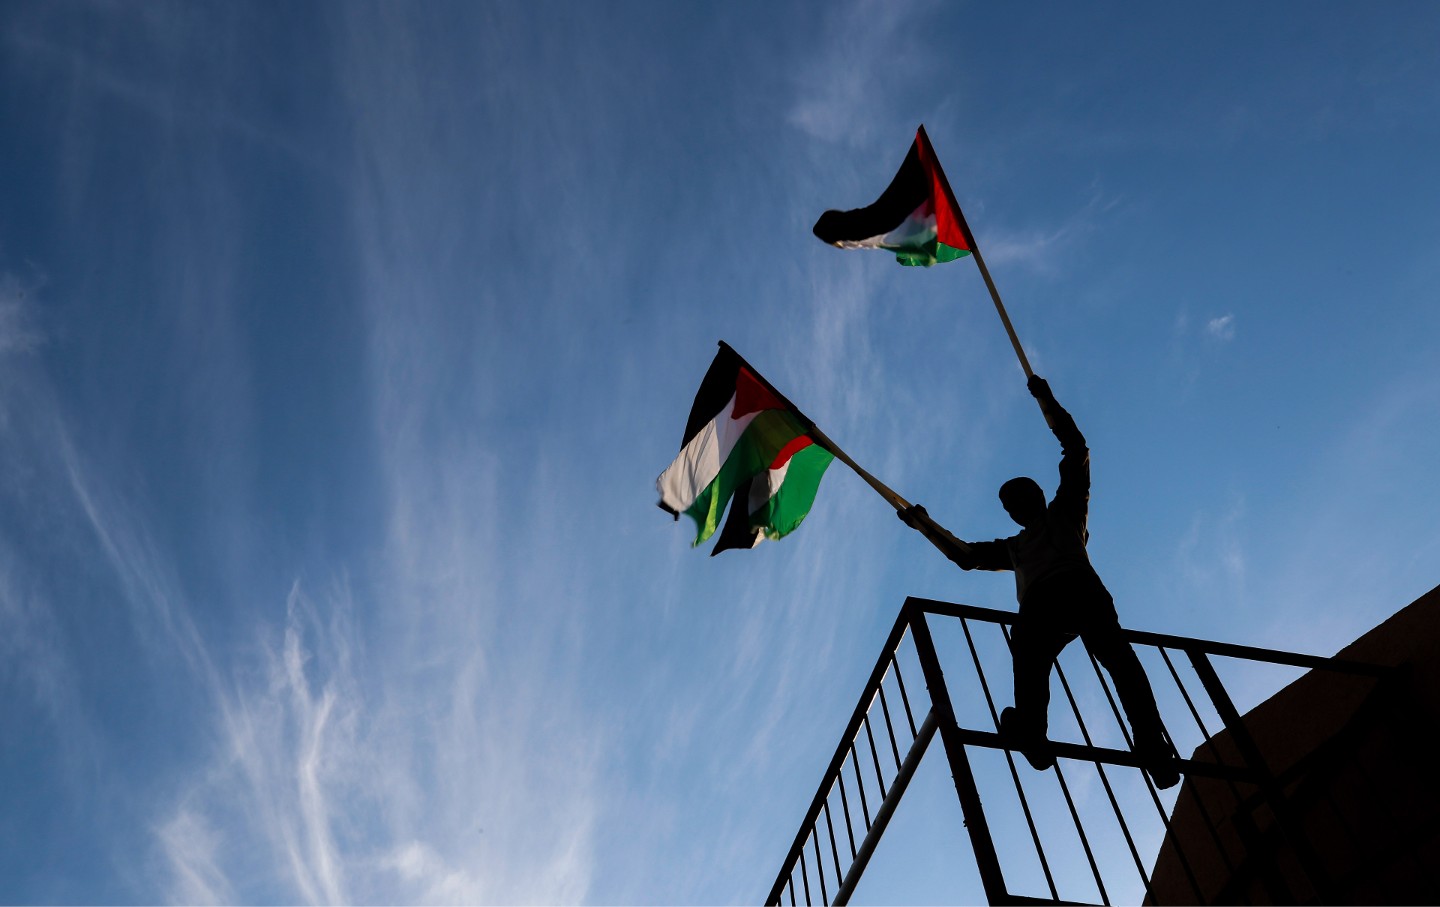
[658,346,834,555]
[812,125,971,267]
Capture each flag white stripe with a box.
[656,391,760,514]
[747,457,790,516]
[828,200,936,251]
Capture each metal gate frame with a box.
[765,597,1390,906]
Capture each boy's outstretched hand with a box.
[1027,374,1053,401]
[897,504,930,530]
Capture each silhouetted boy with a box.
[899,375,1180,790]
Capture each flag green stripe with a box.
[682,409,807,544]
[892,239,971,267]
[755,443,834,540]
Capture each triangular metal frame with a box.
[765,597,1391,906]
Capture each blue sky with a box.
[3,1,1439,903]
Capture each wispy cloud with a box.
[155,810,234,906]
[3,9,611,900]
[152,7,607,900]
[0,547,94,776]
[977,183,1122,274]
[0,272,232,898]
[0,275,126,794]
[1205,313,1237,342]
[4,15,324,185]
[0,272,43,357]
[786,0,940,146]
[160,583,355,906]
[61,431,220,683]
[1167,303,1239,393]
[1174,493,1247,599]
[157,563,602,904]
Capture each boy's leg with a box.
[1084,627,1180,789]
[1010,621,1071,738]
[1007,614,1071,771]
[1065,577,1181,789]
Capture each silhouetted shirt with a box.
[928,394,1103,604]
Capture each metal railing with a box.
[763,607,936,907]
[765,597,1392,906]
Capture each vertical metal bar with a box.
[1157,646,1244,884]
[1189,648,1333,901]
[764,609,916,905]
[908,604,1009,904]
[824,800,844,888]
[787,876,796,907]
[1158,646,1214,740]
[1044,641,1153,903]
[993,622,1104,903]
[877,683,904,770]
[1077,645,1190,906]
[863,713,888,799]
[1048,761,1112,906]
[892,654,920,738]
[965,618,1061,901]
[1074,642,1142,754]
[812,828,829,905]
[800,851,811,907]
[834,711,939,906]
[836,772,858,860]
[1166,646,1286,905]
[849,746,872,829]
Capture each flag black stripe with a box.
[710,478,760,556]
[812,140,927,245]
[680,346,743,448]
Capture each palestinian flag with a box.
[812,125,971,267]
[657,346,834,555]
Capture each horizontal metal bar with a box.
[905,597,1020,626]
[948,725,1258,784]
[1129,629,1392,676]
[904,596,1392,677]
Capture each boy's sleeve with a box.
[900,507,1013,571]
[962,538,1014,572]
[1033,380,1089,522]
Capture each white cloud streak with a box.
[3,9,606,901]
[1205,313,1236,341]
[154,6,606,902]
[155,809,234,906]
[0,273,43,358]
[786,0,938,146]
[1174,493,1247,599]
[979,189,1119,272]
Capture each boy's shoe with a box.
[1000,707,1055,771]
[1135,735,1181,790]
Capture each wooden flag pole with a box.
[948,198,1033,379]
[947,194,1054,428]
[717,341,912,512]
[917,126,1035,379]
[969,240,1033,378]
[918,126,1050,428]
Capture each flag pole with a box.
[717,341,912,512]
[962,228,1033,379]
[918,126,1052,428]
[919,126,1034,380]
[946,184,1056,428]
